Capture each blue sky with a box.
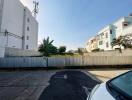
[21,0,132,50]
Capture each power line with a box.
[0,30,23,39]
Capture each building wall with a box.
[5,47,42,57]
[113,16,132,37]
[0,0,38,57]
[110,25,116,43]
[0,0,5,57]
[123,25,132,35]
[86,37,94,52]
[7,36,23,48]
[0,47,5,57]
[0,0,4,31]
[122,17,132,36]
[113,18,124,38]
[0,34,5,57]
[1,0,24,49]
[97,26,112,51]
[86,37,99,52]
[1,0,24,36]
[23,8,38,51]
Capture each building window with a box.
[99,41,103,45]
[123,22,129,27]
[124,23,128,26]
[106,42,109,48]
[27,26,29,31]
[110,30,112,34]
[27,18,30,23]
[27,36,29,40]
[26,45,29,49]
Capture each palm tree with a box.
[39,37,57,56]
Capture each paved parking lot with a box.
[39,70,100,100]
[89,69,129,82]
[0,70,55,100]
[0,70,100,100]
[0,69,130,100]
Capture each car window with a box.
[110,71,132,97]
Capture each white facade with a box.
[97,25,114,51]
[86,37,98,52]
[23,7,38,51]
[86,15,132,52]
[0,0,38,57]
[114,16,132,38]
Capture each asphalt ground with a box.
[0,69,128,100]
[39,70,100,100]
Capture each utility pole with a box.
[33,0,39,18]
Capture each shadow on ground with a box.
[39,70,100,100]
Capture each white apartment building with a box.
[86,36,98,52]
[0,0,38,57]
[113,16,132,38]
[97,25,114,51]
[86,15,132,52]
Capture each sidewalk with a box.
[88,69,129,82]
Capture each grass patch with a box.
[50,54,81,57]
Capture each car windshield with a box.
[110,71,132,98]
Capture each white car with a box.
[87,70,132,100]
